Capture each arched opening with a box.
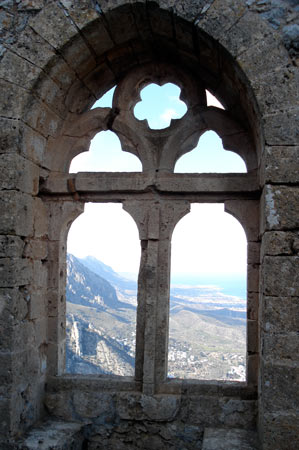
[20,3,261,439]
[134,83,187,129]
[69,130,142,173]
[174,131,247,173]
[169,203,247,381]
[69,86,142,173]
[91,86,116,109]
[66,203,140,376]
[206,90,225,109]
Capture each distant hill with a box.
[66,254,131,310]
[66,254,136,375]
[65,253,246,380]
[78,255,137,291]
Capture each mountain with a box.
[66,254,136,375]
[66,312,135,375]
[67,254,131,310]
[78,255,137,291]
[65,253,246,381]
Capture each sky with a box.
[67,84,247,278]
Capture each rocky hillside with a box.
[78,255,137,291]
[65,254,246,380]
[66,254,136,375]
[67,254,130,310]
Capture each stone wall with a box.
[0,1,298,449]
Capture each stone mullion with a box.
[225,200,260,387]
[154,236,172,386]
[123,200,161,394]
[154,201,191,387]
[140,238,160,394]
[44,200,84,376]
[124,199,190,393]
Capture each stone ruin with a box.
[0,0,298,449]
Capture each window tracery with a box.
[44,62,259,392]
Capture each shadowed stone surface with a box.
[202,428,258,450]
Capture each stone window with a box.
[44,62,259,394]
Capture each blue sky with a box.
[67,84,247,277]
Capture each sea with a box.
[171,273,246,300]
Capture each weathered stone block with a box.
[47,288,60,318]
[247,264,259,293]
[247,354,258,387]
[34,75,69,118]
[0,117,22,154]
[33,317,48,348]
[225,200,259,243]
[0,191,34,237]
[10,24,56,69]
[72,391,115,419]
[261,362,299,413]
[33,197,48,238]
[202,427,259,450]
[23,239,48,260]
[262,296,299,333]
[261,412,299,450]
[237,33,290,81]
[0,396,11,436]
[247,319,258,353]
[0,257,32,288]
[89,20,117,61]
[251,66,299,116]
[261,231,298,256]
[247,292,259,320]
[0,235,24,258]
[116,393,180,421]
[168,0,208,22]
[262,332,299,363]
[0,351,13,388]
[0,287,29,324]
[247,243,260,265]
[0,49,41,91]
[28,289,46,321]
[0,318,34,352]
[262,256,299,297]
[64,78,96,115]
[262,186,299,231]
[46,201,84,241]
[29,2,78,50]
[0,79,29,119]
[32,260,48,289]
[22,126,47,164]
[83,63,115,98]
[46,55,78,93]
[60,0,99,29]
[262,145,299,184]
[148,6,174,40]
[93,0,132,14]
[62,35,97,80]
[220,9,272,58]
[219,398,257,429]
[48,315,65,344]
[25,99,61,139]
[22,419,84,450]
[263,108,299,145]
[105,4,139,44]
[197,0,247,44]
[0,154,39,195]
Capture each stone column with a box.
[225,200,260,387]
[124,199,190,394]
[44,200,84,376]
